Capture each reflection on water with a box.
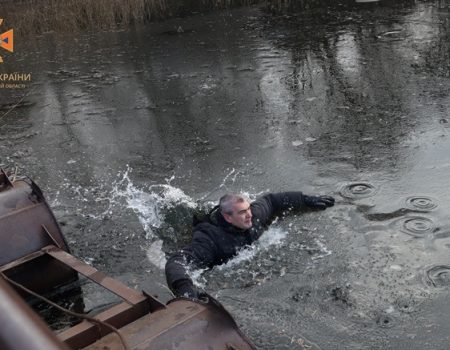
[2,1,450,349]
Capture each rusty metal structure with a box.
[0,170,76,296]
[0,170,256,350]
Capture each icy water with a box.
[2,1,450,348]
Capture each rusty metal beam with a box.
[0,203,70,266]
[0,277,69,350]
[42,225,63,249]
[1,244,161,349]
[43,246,168,348]
[0,245,78,297]
[44,246,147,305]
[58,299,150,349]
[0,248,47,273]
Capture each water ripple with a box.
[405,196,438,212]
[397,216,435,238]
[394,296,422,314]
[339,182,377,199]
[425,265,450,288]
[376,313,394,329]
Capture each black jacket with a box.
[165,192,312,295]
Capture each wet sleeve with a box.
[251,192,307,225]
[165,231,220,294]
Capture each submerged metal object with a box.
[0,170,256,350]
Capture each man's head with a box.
[219,194,253,230]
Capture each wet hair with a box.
[219,194,247,215]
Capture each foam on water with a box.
[146,239,166,270]
[311,238,333,260]
[185,227,289,288]
[187,264,208,289]
[216,226,288,270]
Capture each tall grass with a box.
[2,0,168,35]
[1,0,257,35]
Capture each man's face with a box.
[223,200,253,230]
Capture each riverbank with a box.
[1,0,394,35]
[2,0,256,35]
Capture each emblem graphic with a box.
[0,19,14,63]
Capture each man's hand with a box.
[304,195,335,210]
[173,279,207,300]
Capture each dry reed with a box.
[0,0,257,36]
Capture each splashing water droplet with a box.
[146,239,166,269]
[110,167,196,239]
[216,227,288,270]
[109,167,197,269]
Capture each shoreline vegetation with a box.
[2,0,257,35]
[1,0,418,35]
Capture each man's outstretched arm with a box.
[269,191,335,211]
[251,191,335,226]
[165,232,218,298]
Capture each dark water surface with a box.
[2,1,450,348]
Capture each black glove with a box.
[173,279,206,300]
[304,195,335,210]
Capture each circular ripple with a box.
[376,314,394,329]
[395,296,421,314]
[339,182,376,199]
[398,216,435,237]
[405,196,437,212]
[425,265,450,288]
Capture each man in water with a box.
[165,191,335,299]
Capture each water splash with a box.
[110,167,197,269]
[111,167,196,239]
[187,264,208,289]
[217,227,288,271]
[199,168,242,201]
[172,227,290,290]
[167,253,208,288]
[146,239,166,270]
[310,239,332,260]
